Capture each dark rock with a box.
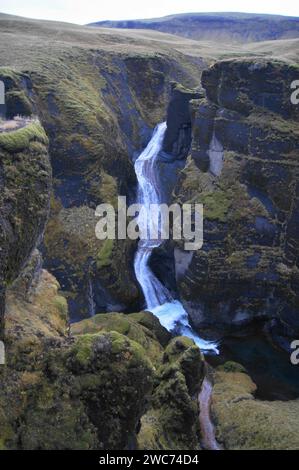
[173,58,299,348]
[163,83,202,160]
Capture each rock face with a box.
[137,336,204,450]
[149,84,203,290]
[162,83,202,161]
[174,59,299,349]
[211,362,299,449]
[1,271,151,449]
[0,270,204,450]
[72,314,205,450]
[0,108,51,336]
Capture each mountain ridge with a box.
[89,11,299,43]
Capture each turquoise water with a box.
[207,332,299,400]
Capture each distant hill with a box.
[89,12,299,43]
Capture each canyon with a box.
[0,11,299,450]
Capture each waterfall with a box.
[134,122,171,309]
[134,123,218,354]
[87,277,96,317]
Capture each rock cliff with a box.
[0,90,51,336]
[173,59,299,350]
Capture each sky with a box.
[0,0,298,25]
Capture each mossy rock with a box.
[2,275,156,449]
[217,361,247,374]
[137,336,204,450]
[199,189,232,222]
[0,119,51,335]
[0,121,48,153]
[71,311,169,365]
[212,368,299,449]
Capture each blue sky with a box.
[0,0,298,25]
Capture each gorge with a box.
[0,10,299,450]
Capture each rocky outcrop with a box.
[137,336,204,450]
[162,83,202,161]
[1,271,153,449]
[72,314,205,450]
[211,362,299,449]
[174,59,299,349]
[0,114,51,337]
[0,269,204,450]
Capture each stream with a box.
[198,377,222,450]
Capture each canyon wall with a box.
[0,71,52,336]
[29,51,201,319]
[172,59,299,350]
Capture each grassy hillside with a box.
[90,12,299,44]
[0,12,299,71]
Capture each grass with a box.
[0,121,48,152]
[0,12,298,75]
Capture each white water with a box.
[134,122,218,354]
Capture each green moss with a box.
[0,121,48,153]
[53,295,68,322]
[137,336,204,450]
[212,369,299,449]
[200,189,232,222]
[98,171,118,207]
[0,408,14,450]
[72,334,95,367]
[164,335,195,357]
[109,330,153,368]
[72,313,130,336]
[217,361,247,374]
[20,400,99,450]
[44,204,100,279]
[129,311,171,347]
[96,238,114,269]
[71,312,168,365]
